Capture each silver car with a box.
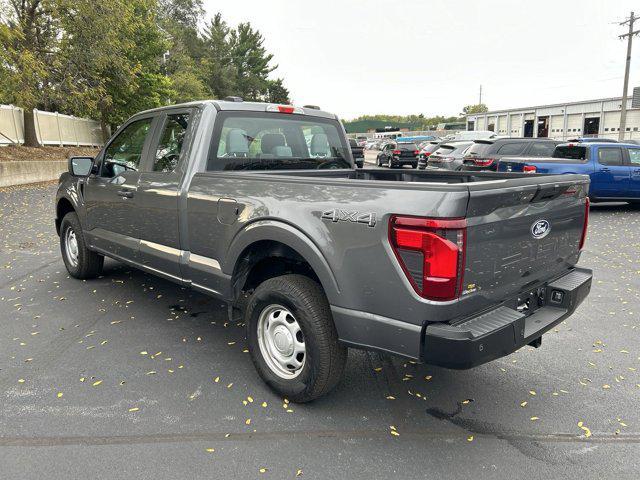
[427,141,474,171]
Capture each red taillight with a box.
[579,197,590,250]
[389,216,466,301]
[473,158,494,167]
[392,150,401,155]
[425,152,432,157]
[523,165,537,173]
[414,150,420,155]
[277,105,295,114]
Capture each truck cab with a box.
[499,142,640,203]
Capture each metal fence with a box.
[0,105,24,145]
[33,109,103,147]
[0,105,104,147]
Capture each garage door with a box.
[550,115,565,139]
[566,114,582,136]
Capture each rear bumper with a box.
[422,267,592,369]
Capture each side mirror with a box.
[69,156,94,177]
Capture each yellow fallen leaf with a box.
[529,390,536,396]
[92,380,102,386]
[205,448,215,453]
[146,371,156,375]
[214,376,220,383]
[129,407,139,412]
[373,367,382,372]
[467,435,474,442]
[425,375,432,381]
[57,392,63,398]
[390,430,400,437]
[245,418,251,425]
[247,396,254,403]
[261,402,267,408]
[530,416,539,421]
[602,384,611,389]
[520,401,527,407]
[386,396,396,400]
[17,379,25,384]
[259,468,267,474]
[296,469,303,477]
[577,421,591,437]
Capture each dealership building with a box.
[465,96,640,141]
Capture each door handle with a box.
[599,168,610,172]
[117,190,135,198]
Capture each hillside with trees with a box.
[0,0,290,144]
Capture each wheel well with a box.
[232,240,321,297]
[56,198,75,235]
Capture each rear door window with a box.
[627,148,640,165]
[152,113,190,172]
[597,147,624,166]
[496,142,527,155]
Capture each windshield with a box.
[208,112,351,170]
[553,145,588,160]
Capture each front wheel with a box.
[245,274,347,402]
[60,212,104,279]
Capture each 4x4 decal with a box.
[321,209,376,228]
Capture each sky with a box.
[202,0,640,120]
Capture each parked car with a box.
[56,99,592,402]
[349,138,365,168]
[448,130,498,141]
[498,142,640,204]
[417,141,443,168]
[426,141,473,171]
[376,142,419,168]
[462,138,562,172]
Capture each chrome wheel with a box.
[64,228,79,267]
[257,304,306,379]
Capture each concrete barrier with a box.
[0,160,66,188]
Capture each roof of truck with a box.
[135,99,339,120]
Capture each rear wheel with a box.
[245,274,347,402]
[60,212,103,279]
[387,158,393,168]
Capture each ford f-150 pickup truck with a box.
[498,142,640,204]
[56,100,593,402]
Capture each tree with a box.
[462,104,489,115]
[266,78,290,104]
[53,0,173,137]
[0,0,59,145]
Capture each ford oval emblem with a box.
[531,219,551,239]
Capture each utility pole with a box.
[618,11,640,141]
[479,85,482,106]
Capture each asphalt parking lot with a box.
[1,180,639,479]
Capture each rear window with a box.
[422,143,441,154]
[465,141,494,157]
[433,145,455,155]
[207,112,350,171]
[397,143,418,150]
[553,146,588,160]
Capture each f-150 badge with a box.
[321,209,376,228]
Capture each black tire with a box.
[245,274,347,402]
[387,158,393,168]
[60,212,104,279]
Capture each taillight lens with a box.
[473,158,494,167]
[579,197,590,250]
[523,165,537,173]
[392,150,401,155]
[414,150,420,155]
[389,216,466,301]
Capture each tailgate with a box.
[463,176,589,303]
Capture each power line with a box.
[618,11,640,141]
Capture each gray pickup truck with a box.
[56,100,593,402]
